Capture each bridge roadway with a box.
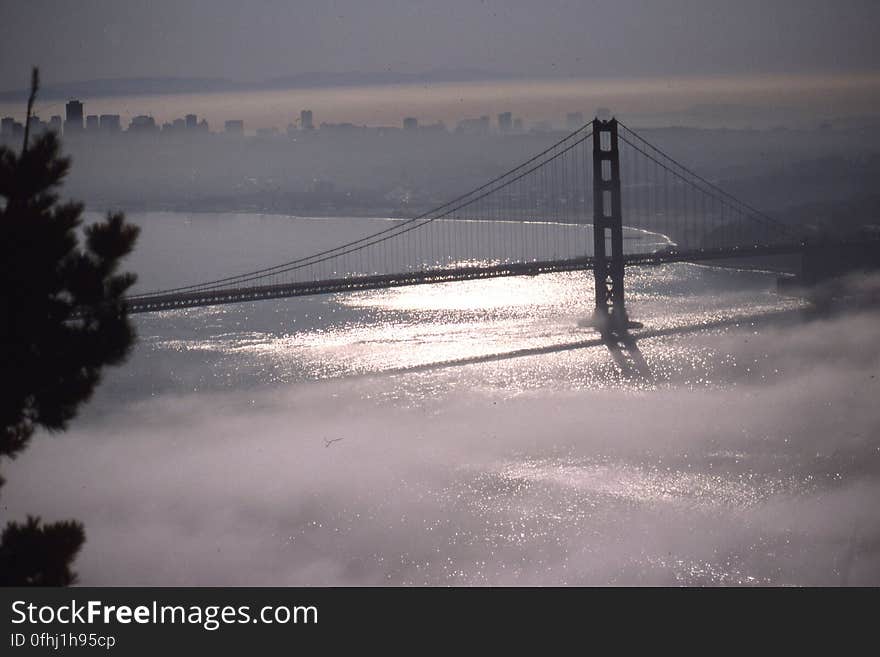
[125,243,804,314]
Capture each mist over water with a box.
[3,213,878,585]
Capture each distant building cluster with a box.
[0,97,591,142]
[1,100,127,139]
[0,100,208,140]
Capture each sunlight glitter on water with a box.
[482,455,810,511]
[139,260,803,397]
[345,272,562,312]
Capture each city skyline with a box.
[2,95,550,140]
[3,70,879,136]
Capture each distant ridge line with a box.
[0,69,521,102]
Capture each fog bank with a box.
[4,306,878,585]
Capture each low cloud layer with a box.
[3,303,878,585]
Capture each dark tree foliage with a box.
[0,68,139,585]
[0,517,85,586]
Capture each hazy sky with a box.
[1,0,879,90]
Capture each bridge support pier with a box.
[591,117,635,334]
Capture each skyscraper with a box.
[456,115,490,136]
[403,117,418,131]
[128,115,157,133]
[28,115,48,136]
[99,114,121,133]
[300,110,313,131]
[64,99,84,134]
[186,114,198,130]
[498,112,512,133]
[224,120,244,135]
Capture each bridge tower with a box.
[591,117,629,330]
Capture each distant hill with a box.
[0,69,520,102]
[263,69,518,89]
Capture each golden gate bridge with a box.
[125,118,808,328]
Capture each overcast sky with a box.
[1,0,879,90]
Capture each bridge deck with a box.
[126,243,803,314]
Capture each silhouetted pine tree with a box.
[0,68,139,585]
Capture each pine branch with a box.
[22,67,40,155]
